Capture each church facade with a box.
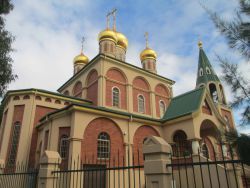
[0,15,235,170]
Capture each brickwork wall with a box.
[221,109,234,129]
[6,105,25,164]
[28,106,56,167]
[202,100,212,115]
[155,84,170,117]
[132,77,151,115]
[203,137,215,160]
[133,125,159,165]
[86,70,98,105]
[106,68,127,109]
[72,81,82,98]
[81,117,124,166]
[58,127,71,169]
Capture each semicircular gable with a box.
[73,81,82,96]
[106,68,127,83]
[155,84,169,96]
[86,69,98,86]
[132,76,150,90]
[81,117,124,166]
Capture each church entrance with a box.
[83,164,106,188]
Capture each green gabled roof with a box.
[1,88,92,104]
[196,48,220,86]
[163,87,205,121]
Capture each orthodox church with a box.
[0,12,235,169]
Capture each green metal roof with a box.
[163,87,205,121]
[1,88,92,104]
[196,48,220,86]
[39,102,162,125]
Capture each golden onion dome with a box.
[73,53,89,65]
[140,47,157,61]
[98,29,118,43]
[116,32,128,49]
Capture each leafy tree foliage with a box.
[225,129,250,164]
[0,0,17,98]
[205,0,250,126]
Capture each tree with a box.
[0,0,17,98]
[205,0,250,126]
[204,0,250,163]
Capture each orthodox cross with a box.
[110,8,117,31]
[106,11,112,29]
[81,37,85,54]
[144,32,149,48]
[106,8,117,30]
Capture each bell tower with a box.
[196,41,227,105]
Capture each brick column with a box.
[143,136,172,188]
[38,151,61,188]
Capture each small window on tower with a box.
[159,100,166,117]
[112,87,120,108]
[199,68,203,76]
[138,95,145,113]
[206,67,211,74]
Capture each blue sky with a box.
[4,0,250,133]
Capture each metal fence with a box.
[0,163,38,188]
[52,151,145,188]
[167,144,250,188]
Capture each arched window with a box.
[138,95,145,113]
[35,96,42,100]
[173,130,190,157]
[209,83,218,103]
[206,67,211,74]
[112,87,120,107]
[201,143,209,158]
[199,68,203,76]
[7,122,21,166]
[97,132,110,159]
[59,135,69,159]
[159,100,166,117]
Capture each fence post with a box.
[143,136,172,188]
[38,150,61,188]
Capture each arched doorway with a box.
[200,120,220,160]
[172,130,191,157]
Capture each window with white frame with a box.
[7,122,21,166]
[199,68,203,76]
[159,100,166,117]
[206,67,211,74]
[59,135,69,159]
[97,132,110,159]
[112,87,120,107]
[138,95,145,113]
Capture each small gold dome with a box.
[98,29,118,43]
[73,53,89,64]
[116,32,128,49]
[198,40,203,49]
[140,47,157,61]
